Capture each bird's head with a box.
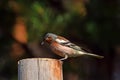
[41,33,57,45]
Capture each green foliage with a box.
[14,0,88,42]
[17,1,73,41]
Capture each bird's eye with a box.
[46,36,51,41]
[47,36,51,38]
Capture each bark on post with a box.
[18,58,63,80]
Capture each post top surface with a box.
[18,58,63,64]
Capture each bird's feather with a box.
[55,38,83,51]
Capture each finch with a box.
[41,33,104,60]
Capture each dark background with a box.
[0,0,120,80]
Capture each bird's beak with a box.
[41,41,44,45]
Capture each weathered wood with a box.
[18,58,63,80]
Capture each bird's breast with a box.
[50,42,75,57]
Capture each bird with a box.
[41,33,104,60]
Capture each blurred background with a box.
[0,0,120,80]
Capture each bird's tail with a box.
[85,53,104,58]
[78,51,104,58]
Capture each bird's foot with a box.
[59,54,68,61]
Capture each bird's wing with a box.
[55,36,83,51]
[61,42,82,51]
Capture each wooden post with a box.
[18,58,63,80]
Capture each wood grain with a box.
[18,58,63,80]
